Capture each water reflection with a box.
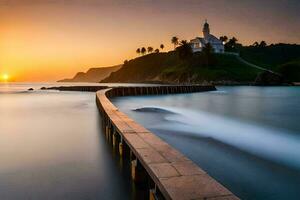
[0,90,132,200]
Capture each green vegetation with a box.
[240,44,300,71]
[278,60,300,82]
[219,35,300,82]
[102,51,260,83]
[224,37,242,52]
[175,40,193,60]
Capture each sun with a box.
[1,73,10,82]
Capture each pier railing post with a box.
[112,130,118,147]
[119,136,124,156]
[149,185,164,200]
[131,159,148,184]
[105,125,109,139]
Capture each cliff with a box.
[58,65,122,82]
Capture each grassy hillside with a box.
[278,60,300,82]
[102,52,261,84]
[240,44,300,71]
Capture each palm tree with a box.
[171,36,179,49]
[155,49,160,53]
[136,48,141,55]
[147,46,154,53]
[160,44,164,51]
[252,42,259,47]
[231,37,238,44]
[141,47,146,55]
[219,36,228,43]
[176,40,193,60]
[179,40,188,45]
[259,41,267,48]
[225,37,238,52]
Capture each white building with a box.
[190,20,224,53]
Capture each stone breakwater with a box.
[95,85,239,200]
[44,85,216,94]
[43,85,108,92]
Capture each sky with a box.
[0,0,299,82]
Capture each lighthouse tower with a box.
[190,20,224,53]
[202,19,210,39]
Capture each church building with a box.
[190,20,224,53]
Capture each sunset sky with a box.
[0,0,299,82]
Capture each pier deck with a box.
[96,85,239,200]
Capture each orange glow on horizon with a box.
[0,1,299,82]
[1,73,10,82]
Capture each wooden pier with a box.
[96,85,239,200]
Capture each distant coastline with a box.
[58,65,121,83]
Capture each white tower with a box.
[202,19,210,39]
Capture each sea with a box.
[0,82,137,200]
[112,86,300,200]
[1,83,300,200]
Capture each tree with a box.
[155,49,160,53]
[231,37,238,44]
[136,48,141,55]
[202,43,216,67]
[279,62,300,82]
[219,36,228,43]
[176,40,193,60]
[259,41,267,48]
[252,42,259,47]
[225,37,239,52]
[203,42,214,54]
[147,46,154,53]
[171,36,179,49]
[141,47,146,55]
[160,44,164,50]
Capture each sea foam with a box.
[136,106,300,170]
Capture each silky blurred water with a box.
[0,83,135,200]
[112,86,300,200]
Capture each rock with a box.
[28,88,34,91]
[254,71,288,86]
[40,87,47,90]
